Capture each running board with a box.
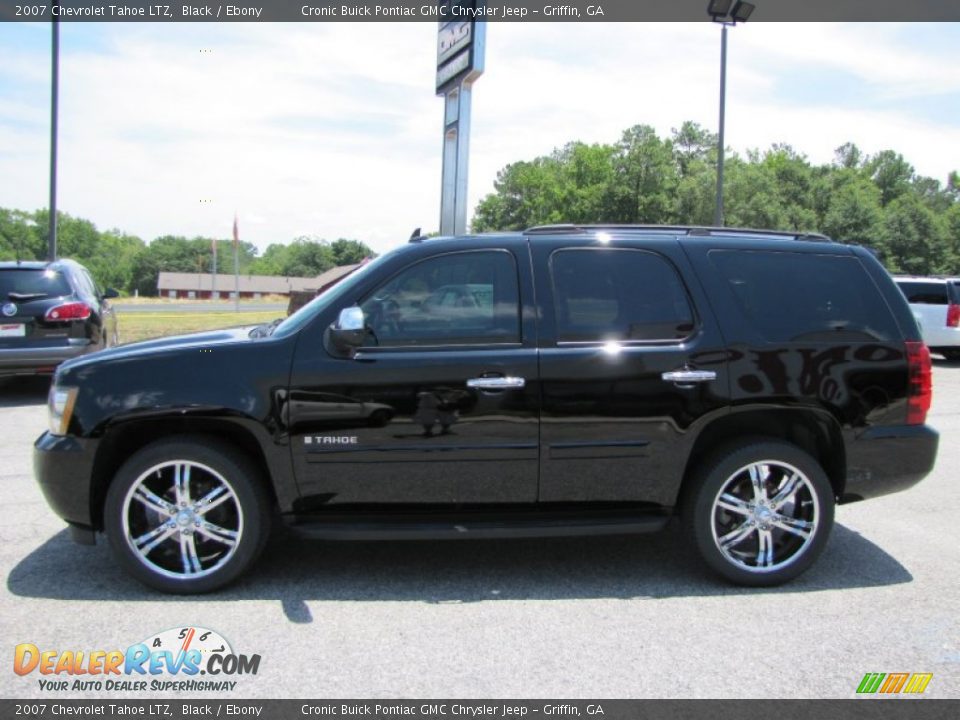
[285,512,670,541]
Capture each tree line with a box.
[472,121,960,276]
[4,123,957,292]
[0,208,373,296]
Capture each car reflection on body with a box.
[421,283,493,311]
[282,391,395,429]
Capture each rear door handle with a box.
[467,376,526,391]
[661,369,716,384]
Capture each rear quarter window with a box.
[709,250,899,343]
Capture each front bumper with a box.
[33,432,99,533]
[842,424,939,503]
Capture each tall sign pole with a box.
[436,2,485,236]
[48,8,60,261]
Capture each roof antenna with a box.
[408,227,423,243]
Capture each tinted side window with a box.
[551,249,695,342]
[896,281,948,305]
[359,251,520,347]
[710,250,899,342]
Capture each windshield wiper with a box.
[8,292,48,301]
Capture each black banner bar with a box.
[1,700,959,720]
[2,0,960,22]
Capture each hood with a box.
[60,325,261,371]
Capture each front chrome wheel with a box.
[122,460,243,580]
[710,461,819,574]
[105,438,271,593]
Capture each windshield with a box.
[0,268,71,300]
[271,251,395,339]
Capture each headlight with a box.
[48,385,79,436]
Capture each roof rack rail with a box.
[524,224,586,235]
[523,224,833,243]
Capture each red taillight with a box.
[45,302,91,321]
[947,304,960,327]
[905,341,932,425]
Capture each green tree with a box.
[608,125,676,224]
[833,142,864,170]
[279,237,336,277]
[723,156,788,230]
[912,175,954,214]
[671,121,717,178]
[470,121,958,278]
[330,238,374,265]
[130,235,194,295]
[0,208,45,260]
[866,150,914,206]
[878,194,949,274]
[819,172,883,246]
[758,145,818,231]
[85,229,145,292]
[473,154,570,231]
[943,204,960,272]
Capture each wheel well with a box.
[89,418,278,530]
[678,409,846,506]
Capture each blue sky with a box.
[0,21,957,255]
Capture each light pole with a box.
[707,0,755,227]
[49,7,60,260]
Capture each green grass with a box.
[118,311,282,344]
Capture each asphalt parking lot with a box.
[1,364,958,700]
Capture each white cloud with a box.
[0,21,957,257]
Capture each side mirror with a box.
[103,288,120,299]
[327,306,366,355]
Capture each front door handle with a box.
[467,376,526,391]
[661,369,717,385]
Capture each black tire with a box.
[681,440,835,587]
[942,349,960,362]
[104,437,272,594]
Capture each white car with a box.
[894,276,960,360]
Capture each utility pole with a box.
[48,9,60,260]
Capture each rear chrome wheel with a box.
[710,460,819,574]
[684,440,834,586]
[105,438,271,593]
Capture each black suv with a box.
[33,226,938,592]
[0,259,119,376]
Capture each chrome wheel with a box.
[121,460,243,581]
[709,460,819,574]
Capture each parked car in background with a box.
[894,276,960,360]
[0,259,119,377]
